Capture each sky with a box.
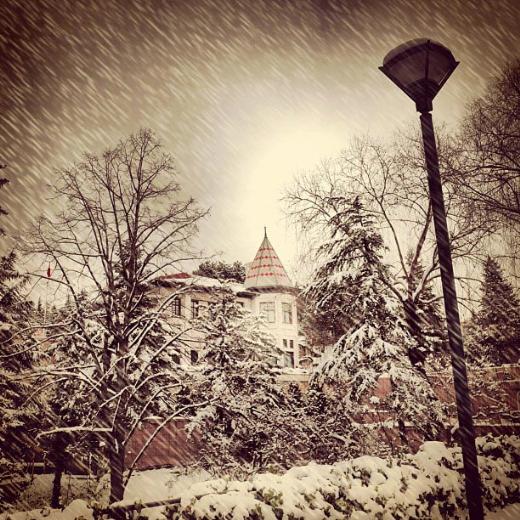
[1,0,519,283]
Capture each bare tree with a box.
[455,60,520,228]
[23,129,208,504]
[285,133,493,362]
[453,61,520,279]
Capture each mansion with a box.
[153,231,308,368]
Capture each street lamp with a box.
[380,39,484,520]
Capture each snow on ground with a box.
[14,474,103,512]
[124,468,210,503]
[9,467,210,513]
[487,503,520,519]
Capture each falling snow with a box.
[1,1,519,518]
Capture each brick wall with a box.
[125,419,202,471]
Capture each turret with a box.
[246,230,300,368]
[245,228,293,290]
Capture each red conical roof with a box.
[245,231,293,289]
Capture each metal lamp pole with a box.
[380,39,484,520]
[420,110,484,520]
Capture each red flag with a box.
[47,264,52,278]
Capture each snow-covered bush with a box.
[4,436,518,519]
[475,434,520,507]
[164,435,520,520]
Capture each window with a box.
[190,350,199,364]
[259,302,275,323]
[282,302,293,324]
[172,297,181,316]
[282,339,295,368]
[283,351,295,369]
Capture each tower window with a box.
[282,303,293,324]
[259,302,275,323]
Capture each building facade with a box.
[153,231,306,368]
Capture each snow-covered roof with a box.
[244,233,293,290]
[154,273,255,296]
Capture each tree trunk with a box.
[50,433,66,509]
[397,418,409,449]
[403,297,427,368]
[109,427,126,505]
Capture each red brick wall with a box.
[125,419,202,470]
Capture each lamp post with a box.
[379,39,484,520]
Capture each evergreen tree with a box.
[472,257,520,364]
[193,259,246,283]
[36,297,43,317]
[0,178,41,508]
[308,197,444,449]
[186,294,306,474]
[37,292,98,508]
[302,384,363,462]
[302,198,376,344]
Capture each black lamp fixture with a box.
[379,38,459,113]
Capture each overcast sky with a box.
[1,0,519,283]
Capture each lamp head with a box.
[379,38,458,113]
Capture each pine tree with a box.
[302,197,368,343]
[308,197,444,449]
[36,297,43,317]
[185,294,305,474]
[302,384,363,462]
[472,257,520,364]
[0,179,41,508]
[37,292,98,508]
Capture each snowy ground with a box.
[11,467,210,512]
[486,503,520,519]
